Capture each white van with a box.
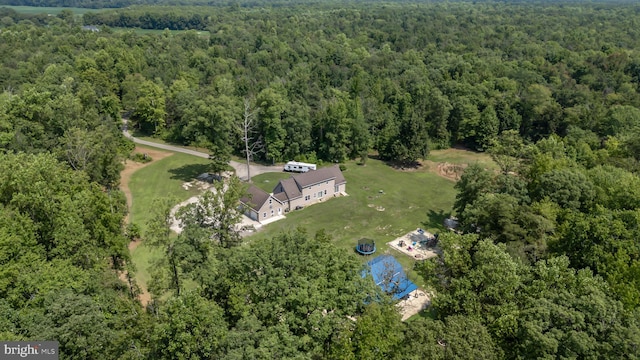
[284,161,317,173]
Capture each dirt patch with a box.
[119,147,173,306]
[117,267,152,307]
[128,238,143,252]
[181,180,212,191]
[436,162,466,181]
[396,289,431,321]
[422,160,467,181]
[122,236,151,305]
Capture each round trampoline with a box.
[356,238,376,255]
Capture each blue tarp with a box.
[363,255,418,300]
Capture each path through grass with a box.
[128,151,212,293]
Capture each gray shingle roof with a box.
[272,165,346,201]
[273,192,289,203]
[293,165,346,188]
[240,184,271,211]
[276,177,302,200]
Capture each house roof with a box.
[273,191,289,203]
[276,177,302,200]
[240,184,272,211]
[293,165,346,188]
[272,165,346,201]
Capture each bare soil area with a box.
[421,161,467,181]
[396,289,431,321]
[387,158,467,181]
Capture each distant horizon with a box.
[2,0,639,11]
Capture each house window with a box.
[305,195,310,201]
[271,210,274,215]
[263,212,267,218]
[269,199,272,204]
[324,190,327,195]
[318,191,323,198]
[334,185,339,193]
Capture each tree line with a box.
[4,153,635,359]
[2,3,640,168]
[83,10,209,31]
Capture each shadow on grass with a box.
[422,209,451,231]
[168,163,212,181]
[369,154,421,170]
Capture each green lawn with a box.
[251,172,292,192]
[428,148,499,171]
[129,242,157,295]
[128,149,212,291]
[128,150,211,230]
[126,147,493,304]
[1,5,96,14]
[249,159,458,287]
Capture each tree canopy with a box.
[2,1,640,358]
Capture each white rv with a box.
[284,161,317,173]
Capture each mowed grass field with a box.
[128,151,212,291]
[248,158,459,287]
[1,5,96,14]
[252,172,292,192]
[428,147,499,171]
[125,147,493,294]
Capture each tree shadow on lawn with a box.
[168,163,212,182]
[369,154,422,170]
[422,209,451,232]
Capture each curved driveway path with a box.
[123,125,281,180]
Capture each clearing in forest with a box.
[121,147,212,305]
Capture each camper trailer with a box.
[284,161,317,173]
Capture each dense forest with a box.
[0,0,233,9]
[1,0,639,9]
[1,1,640,358]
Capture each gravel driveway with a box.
[123,122,282,180]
